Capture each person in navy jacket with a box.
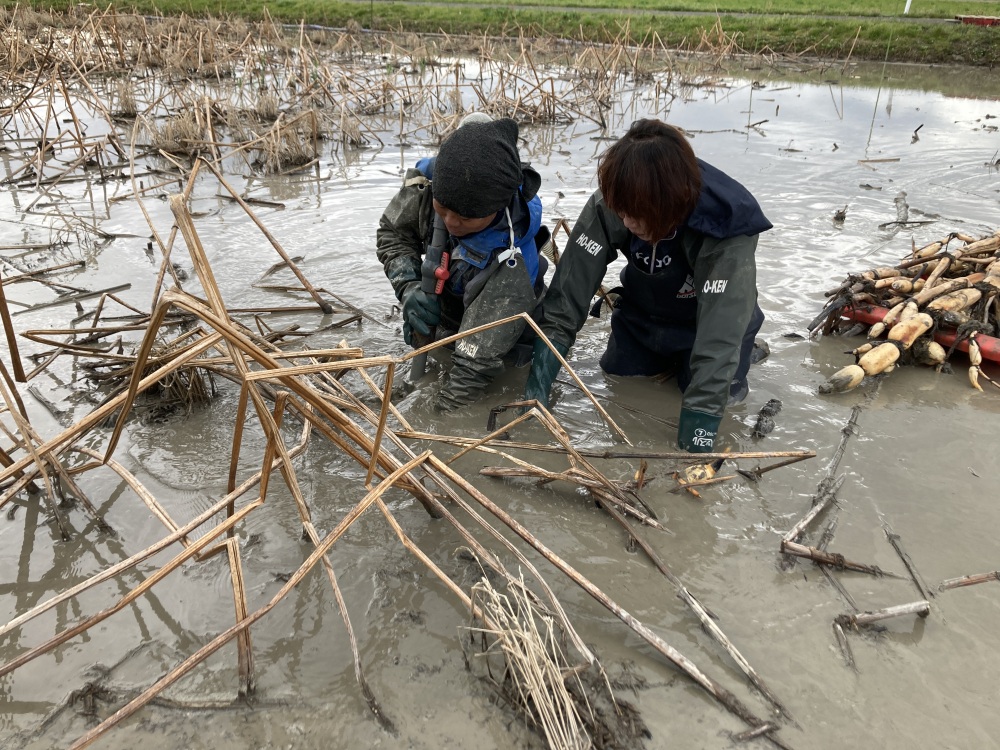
[525,119,771,452]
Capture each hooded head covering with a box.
[433,117,523,219]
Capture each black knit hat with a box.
[433,118,523,219]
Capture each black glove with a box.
[524,337,569,408]
[400,283,440,347]
[677,407,722,453]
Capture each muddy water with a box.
[2,57,1000,750]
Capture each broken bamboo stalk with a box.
[835,600,930,629]
[883,521,934,599]
[781,541,900,578]
[781,474,846,548]
[832,621,856,671]
[939,571,1000,591]
[815,518,859,611]
[600,494,791,719]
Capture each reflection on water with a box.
[2,50,1000,750]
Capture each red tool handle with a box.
[433,252,450,294]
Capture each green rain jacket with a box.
[540,159,771,420]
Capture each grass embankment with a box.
[6,0,1000,64]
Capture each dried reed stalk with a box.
[398,431,814,464]
[0,377,74,540]
[130,117,192,308]
[225,538,255,696]
[0,279,26,382]
[468,574,591,750]
[832,621,856,670]
[814,518,859,611]
[424,454,791,746]
[0,333,223,505]
[114,196,441,731]
[66,452,434,750]
[479,462,665,530]
[781,406,861,571]
[0,498,263,681]
[199,158,333,314]
[780,474,846,548]
[0,428,311,642]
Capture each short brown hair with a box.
[597,119,701,242]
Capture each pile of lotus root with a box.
[811,229,1000,393]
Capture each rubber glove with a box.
[677,407,722,454]
[523,337,569,408]
[399,283,440,346]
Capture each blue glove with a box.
[400,283,440,346]
[677,408,722,453]
[524,337,569,408]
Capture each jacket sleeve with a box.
[375,168,433,301]
[541,191,627,348]
[683,233,759,418]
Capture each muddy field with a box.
[2,9,1000,750]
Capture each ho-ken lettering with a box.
[575,232,604,256]
[702,279,728,294]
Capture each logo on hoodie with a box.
[633,247,672,272]
[677,274,696,299]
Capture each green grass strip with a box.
[5,0,1000,65]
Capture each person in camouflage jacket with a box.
[377,115,547,410]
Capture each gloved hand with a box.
[400,283,440,347]
[523,337,569,408]
[677,407,722,453]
